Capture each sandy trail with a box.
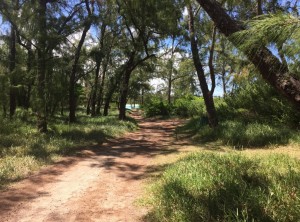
[0,113,182,222]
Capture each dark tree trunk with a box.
[141,88,144,105]
[208,26,217,94]
[103,92,113,116]
[96,56,109,115]
[60,101,64,116]
[86,92,92,115]
[69,0,92,122]
[257,0,263,15]
[36,0,48,132]
[196,0,300,109]
[167,36,176,104]
[119,53,135,120]
[69,21,91,122]
[91,23,106,116]
[221,62,227,96]
[24,40,34,109]
[91,61,101,116]
[118,52,155,120]
[9,7,16,119]
[188,5,218,127]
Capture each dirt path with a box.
[0,113,184,222]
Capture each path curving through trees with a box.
[0,112,184,222]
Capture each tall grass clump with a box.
[147,152,300,222]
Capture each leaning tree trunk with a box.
[196,0,300,110]
[119,53,135,120]
[188,5,218,127]
[69,21,91,122]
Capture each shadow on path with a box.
[0,112,185,217]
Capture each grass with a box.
[178,117,300,148]
[0,112,137,188]
[146,152,300,222]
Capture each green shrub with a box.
[143,99,172,117]
[224,81,300,127]
[148,153,300,222]
[173,96,205,117]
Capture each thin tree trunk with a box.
[167,37,175,104]
[69,21,91,122]
[208,26,217,94]
[91,24,106,116]
[188,4,218,127]
[86,92,92,115]
[69,0,92,122]
[36,0,48,132]
[91,61,101,116]
[221,61,227,96]
[9,1,17,118]
[257,0,263,15]
[103,90,113,116]
[196,0,300,109]
[96,56,109,115]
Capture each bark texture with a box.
[196,0,300,109]
[36,0,48,132]
[69,0,92,122]
[188,5,218,127]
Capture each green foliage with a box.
[143,98,173,117]
[224,80,300,126]
[173,96,205,117]
[0,112,137,188]
[147,152,300,222]
[232,13,300,57]
[189,119,296,148]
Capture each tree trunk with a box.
[69,21,91,122]
[36,0,48,132]
[96,56,109,115]
[91,23,106,116]
[91,60,101,116]
[208,26,217,94]
[103,92,113,116]
[196,0,300,109]
[167,36,176,104]
[9,25,16,119]
[9,0,17,118]
[86,92,91,115]
[221,61,227,96]
[257,0,263,15]
[188,4,218,127]
[24,42,34,109]
[119,53,135,120]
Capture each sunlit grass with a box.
[146,152,300,222]
[178,117,300,148]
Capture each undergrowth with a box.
[146,152,300,222]
[0,113,137,188]
[178,117,300,148]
